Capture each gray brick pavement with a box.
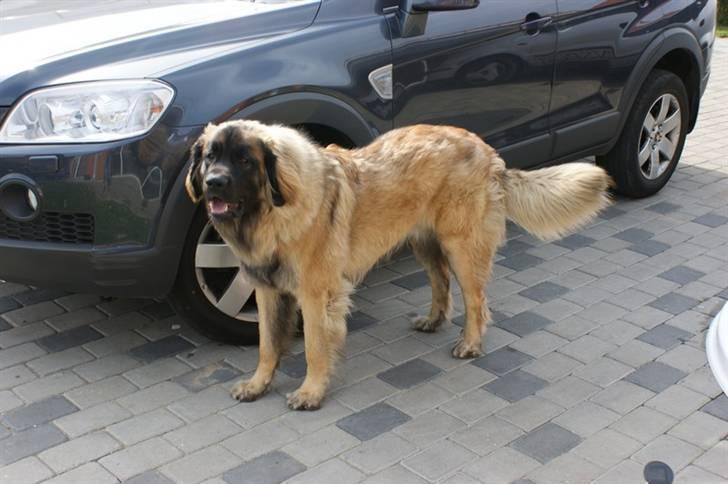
[0,37,727,484]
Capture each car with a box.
[0,0,718,345]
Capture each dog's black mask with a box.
[186,124,285,221]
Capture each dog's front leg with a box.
[231,288,296,402]
[287,284,348,411]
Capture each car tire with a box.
[168,208,259,345]
[597,69,689,198]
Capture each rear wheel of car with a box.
[168,208,259,345]
[597,69,689,198]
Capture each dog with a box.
[185,120,611,410]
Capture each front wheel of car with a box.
[597,69,689,198]
[168,208,259,345]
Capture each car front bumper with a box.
[0,124,201,297]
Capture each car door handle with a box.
[520,15,553,34]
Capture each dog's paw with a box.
[412,314,446,333]
[230,379,267,402]
[451,338,483,359]
[286,389,323,411]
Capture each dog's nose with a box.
[205,173,230,189]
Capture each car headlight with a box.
[0,80,174,144]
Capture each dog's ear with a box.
[185,135,206,203]
[262,142,285,207]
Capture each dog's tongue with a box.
[208,199,228,215]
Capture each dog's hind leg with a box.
[231,288,296,402]
[440,236,496,359]
[411,235,452,332]
[287,282,350,411]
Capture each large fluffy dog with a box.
[186,120,611,410]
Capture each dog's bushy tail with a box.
[503,163,612,241]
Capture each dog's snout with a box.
[205,172,230,189]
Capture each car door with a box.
[550,0,663,159]
[389,0,558,167]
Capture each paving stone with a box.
[646,201,681,214]
[645,384,710,419]
[590,380,654,414]
[124,357,192,389]
[442,472,484,484]
[659,265,706,285]
[0,364,36,390]
[575,302,628,324]
[282,425,360,467]
[360,298,416,321]
[2,301,64,326]
[162,414,240,454]
[332,377,398,412]
[0,297,20,315]
[649,292,700,314]
[14,288,67,306]
[336,402,410,441]
[572,357,632,387]
[621,305,672,329]
[463,447,539,483]
[341,433,417,474]
[536,375,600,409]
[510,423,582,463]
[0,456,53,484]
[509,330,567,358]
[372,336,433,366]
[45,308,107,332]
[614,227,653,243]
[2,395,78,431]
[573,428,643,468]
[499,253,545,271]
[387,382,452,416]
[27,347,95,376]
[344,331,383,358]
[0,342,46,370]
[522,351,582,382]
[14,371,85,403]
[45,462,118,484]
[357,283,408,303]
[360,464,425,484]
[290,458,365,484]
[555,234,596,250]
[402,439,476,481]
[117,381,189,415]
[221,450,304,484]
[608,339,664,368]
[73,353,141,382]
[222,419,299,463]
[702,394,728,421]
[168,384,237,422]
[593,458,644,484]
[160,445,240,484]
[0,322,55,350]
[525,453,604,484]
[99,437,182,482]
[552,401,620,438]
[589,319,644,346]
[496,311,553,337]
[221,392,289,429]
[54,294,101,312]
[484,370,548,402]
[0,423,67,466]
[496,395,565,431]
[681,367,724,398]
[637,324,692,350]
[38,431,120,474]
[668,410,728,448]
[693,441,728,478]
[83,329,147,357]
[625,361,688,393]
[124,470,175,484]
[610,406,678,444]
[107,408,183,446]
[518,281,569,304]
[632,434,702,472]
[0,389,23,413]
[470,347,532,376]
[558,335,617,363]
[674,465,726,483]
[431,363,496,395]
[64,375,138,409]
[54,401,131,438]
[393,409,465,447]
[376,358,441,389]
[694,213,728,227]
[129,335,195,363]
[390,271,429,290]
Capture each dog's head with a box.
[186,121,286,222]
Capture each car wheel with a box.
[168,208,259,345]
[597,69,689,198]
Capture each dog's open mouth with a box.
[207,198,239,217]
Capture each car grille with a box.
[0,211,95,244]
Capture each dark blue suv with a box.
[0,0,717,343]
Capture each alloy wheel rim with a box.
[638,93,681,180]
[194,222,257,321]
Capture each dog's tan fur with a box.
[186,120,612,410]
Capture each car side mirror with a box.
[397,0,479,38]
[408,0,479,11]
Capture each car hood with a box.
[0,0,320,106]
